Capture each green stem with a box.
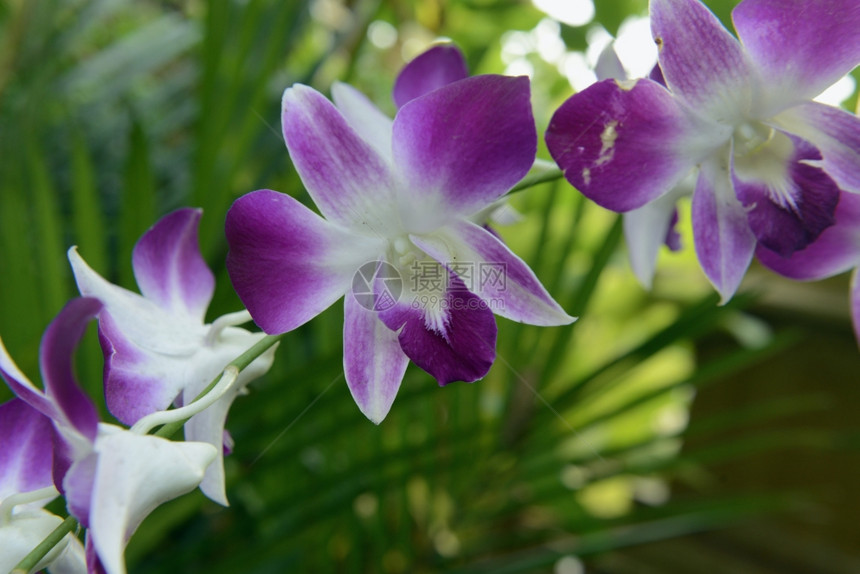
[507,166,564,195]
[155,333,283,439]
[12,516,77,574]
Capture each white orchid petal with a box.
[89,426,216,574]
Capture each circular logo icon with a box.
[351,261,402,311]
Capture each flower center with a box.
[732,121,774,158]
[392,235,420,268]
[731,126,801,213]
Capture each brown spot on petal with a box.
[655,37,663,50]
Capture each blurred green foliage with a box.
[0,0,857,572]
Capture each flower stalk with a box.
[11,515,78,574]
[154,333,283,439]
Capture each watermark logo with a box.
[352,261,403,311]
[351,259,508,312]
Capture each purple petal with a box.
[546,78,718,212]
[852,269,860,348]
[0,338,56,421]
[63,451,98,528]
[692,158,757,301]
[410,220,574,326]
[392,44,469,108]
[86,535,107,574]
[649,63,667,87]
[132,208,214,323]
[757,190,860,280]
[343,295,410,424]
[226,189,385,334]
[379,274,497,385]
[651,0,753,122]
[774,102,860,194]
[665,210,682,251]
[393,75,536,228]
[0,398,55,499]
[733,134,839,256]
[282,84,397,231]
[40,298,101,442]
[733,0,860,109]
[52,431,74,496]
[331,82,393,161]
[97,312,185,425]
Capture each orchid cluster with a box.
[3,0,860,571]
[2,210,277,573]
[547,0,860,315]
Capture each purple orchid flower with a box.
[226,44,574,423]
[0,397,86,573]
[68,208,276,506]
[758,190,860,346]
[0,298,217,574]
[546,0,860,301]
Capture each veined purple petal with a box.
[40,298,101,443]
[757,190,860,280]
[87,427,215,574]
[0,398,54,499]
[651,0,753,123]
[226,189,385,334]
[132,208,214,323]
[733,0,860,111]
[733,134,839,256]
[392,44,469,108]
[379,274,497,385]
[343,295,409,424]
[410,220,574,326]
[773,102,860,194]
[692,157,757,302]
[282,84,397,232]
[393,75,536,230]
[331,82,393,161]
[546,78,718,212]
[97,312,185,425]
